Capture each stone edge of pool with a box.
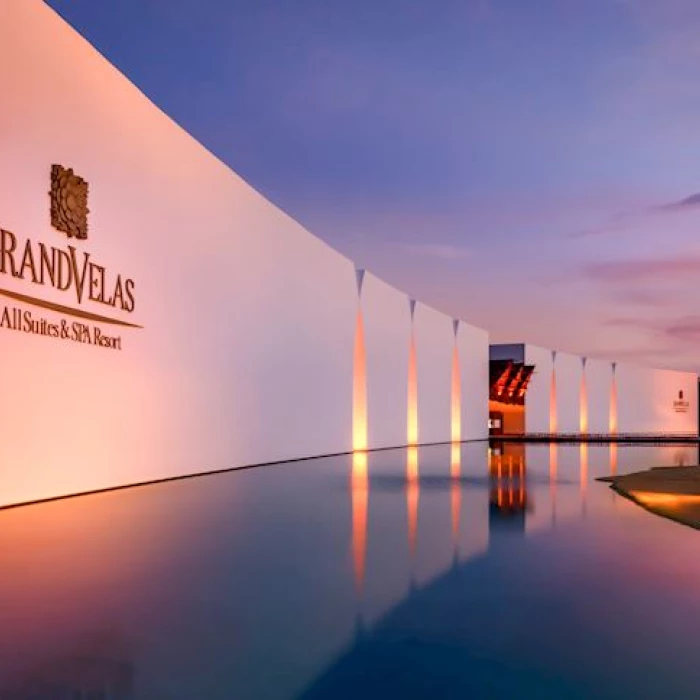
[598,466,700,531]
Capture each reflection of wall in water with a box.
[1,631,134,699]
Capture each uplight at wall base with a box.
[580,358,588,434]
[352,309,368,451]
[609,362,618,435]
[549,351,558,434]
[407,331,419,446]
[451,342,461,443]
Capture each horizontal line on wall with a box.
[0,438,489,513]
[0,287,142,328]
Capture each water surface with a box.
[1,441,699,698]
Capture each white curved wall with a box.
[362,272,411,450]
[503,343,698,436]
[523,344,553,434]
[585,358,612,434]
[553,352,582,434]
[459,322,490,441]
[0,0,489,508]
[414,303,453,445]
[617,364,697,435]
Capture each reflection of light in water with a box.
[489,449,527,514]
[0,482,212,686]
[407,330,418,446]
[351,451,368,594]
[451,344,461,443]
[518,455,525,504]
[610,442,618,475]
[631,491,700,507]
[450,443,461,553]
[352,310,367,451]
[580,442,589,514]
[406,446,419,556]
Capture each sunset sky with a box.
[47,0,700,371]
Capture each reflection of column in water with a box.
[549,442,558,525]
[609,441,618,507]
[488,447,527,540]
[407,445,419,557]
[518,454,525,508]
[351,450,368,595]
[580,442,588,515]
[489,448,527,514]
[450,442,461,556]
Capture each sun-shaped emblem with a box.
[50,164,89,240]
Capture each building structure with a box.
[0,1,696,509]
[0,0,489,508]
[490,344,698,438]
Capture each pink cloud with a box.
[605,314,700,348]
[584,256,700,282]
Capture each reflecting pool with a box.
[2,441,700,699]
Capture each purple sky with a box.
[47,0,700,371]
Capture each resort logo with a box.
[0,165,141,350]
[50,164,89,240]
[673,390,690,413]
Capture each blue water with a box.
[1,441,700,699]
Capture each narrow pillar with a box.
[580,357,588,435]
[451,320,461,443]
[352,269,367,451]
[549,350,558,434]
[407,299,418,446]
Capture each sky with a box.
[46,0,700,371]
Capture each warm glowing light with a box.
[407,331,419,445]
[352,309,368,451]
[549,367,557,434]
[450,442,461,548]
[406,445,419,555]
[351,450,368,593]
[609,369,618,434]
[631,491,700,507]
[451,345,461,443]
[579,366,588,434]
